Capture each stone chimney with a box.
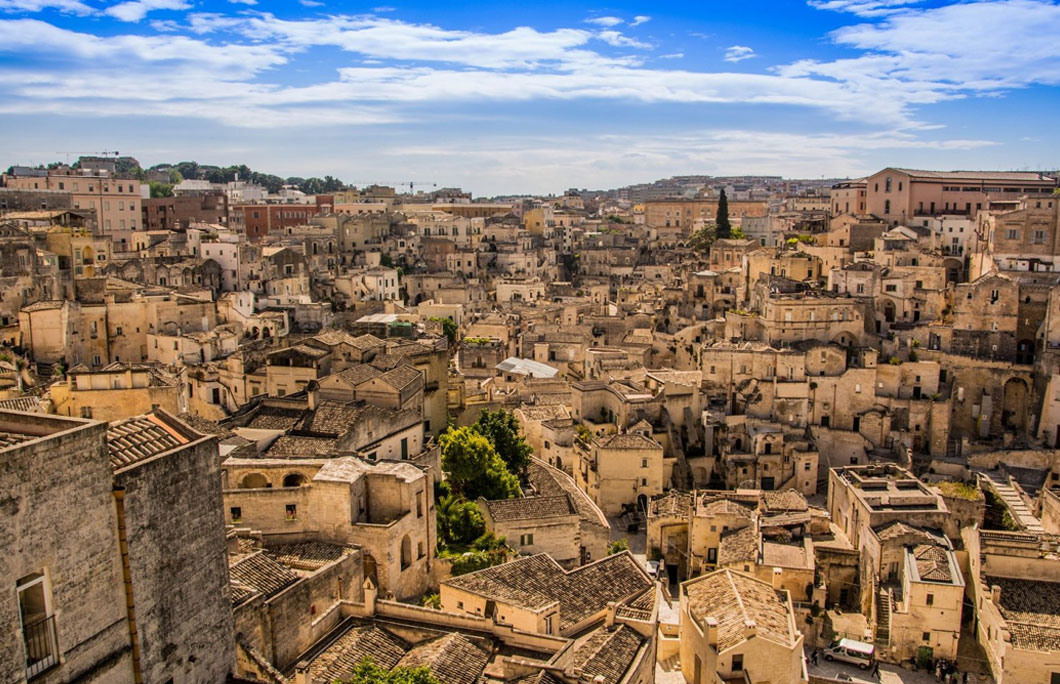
[306,379,319,409]
[705,616,719,646]
[605,601,617,628]
[293,661,310,684]
[363,577,378,615]
[991,584,1002,604]
[772,567,783,590]
[744,619,757,639]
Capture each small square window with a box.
[285,504,297,520]
[230,507,242,522]
[922,631,931,642]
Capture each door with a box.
[761,476,776,491]
[694,654,702,684]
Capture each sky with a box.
[0,0,1058,195]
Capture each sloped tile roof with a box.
[107,414,189,469]
[913,545,952,583]
[309,624,409,682]
[229,552,299,605]
[718,526,759,567]
[684,569,795,651]
[443,552,651,631]
[264,541,357,570]
[987,576,1060,652]
[484,495,574,522]
[395,633,489,684]
[560,625,644,684]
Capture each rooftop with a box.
[107,412,194,470]
[683,568,796,651]
[987,576,1060,652]
[442,551,651,631]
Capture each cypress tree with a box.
[716,188,732,239]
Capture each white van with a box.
[823,638,875,669]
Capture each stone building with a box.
[0,409,234,684]
[679,568,806,684]
[222,456,436,599]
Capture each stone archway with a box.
[1002,377,1030,433]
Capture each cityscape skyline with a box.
[0,0,1058,195]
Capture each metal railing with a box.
[23,614,59,679]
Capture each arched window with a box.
[240,472,269,489]
[283,473,306,487]
[400,535,412,570]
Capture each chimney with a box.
[705,616,719,646]
[772,567,783,590]
[293,661,310,684]
[991,584,1001,604]
[605,601,617,628]
[306,380,319,409]
[363,577,378,615]
[744,619,757,639]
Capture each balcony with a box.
[23,614,59,679]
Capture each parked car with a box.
[823,638,875,669]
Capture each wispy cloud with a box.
[229,0,256,5]
[298,0,322,6]
[630,15,650,26]
[0,0,93,14]
[105,0,191,22]
[596,29,651,49]
[373,5,395,11]
[723,45,756,62]
[584,15,622,27]
[808,0,922,17]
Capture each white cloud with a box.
[786,0,1060,93]
[373,5,395,11]
[659,52,683,59]
[596,30,651,49]
[298,0,322,5]
[808,0,922,17]
[0,0,93,14]
[630,15,650,26]
[228,0,255,4]
[724,45,756,62]
[105,0,190,22]
[585,15,622,27]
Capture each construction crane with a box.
[350,180,437,194]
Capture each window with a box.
[922,631,931,642]
[732,654,744,671]
[641,478,648,486]
[1006,229,1019,240]
[885,177,892,192]
[285,504,297,520]
[230,507,242,522]
[18,571,59,679]
[641,459,648,468]
[926,593,934,606]
[520,533,534,546]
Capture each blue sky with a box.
[0,0,1058,195]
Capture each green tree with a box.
[473,409,533,478]
[688,224,716,253]
[440,427,520,500]
[446,498,486,546]
[430,317,457,345]
[608,539,630,555]
[337,658,441,684]
[379,252,395,268]
[168,168,183,184]
[716,188,732,239]
[149,181,174,198]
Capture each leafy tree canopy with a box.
[472,409,532,478]
[688,224,716,253]
[439,426,520,500]
[337,658,441,684]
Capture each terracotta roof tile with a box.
[684,569,796,651]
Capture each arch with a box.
[1002,377,1030,432]
[400,535,412,570]
[882,300,896,323]
[240,472,270,489]
[282,473,306,487]
[1016,339,1034,365]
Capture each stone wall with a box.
[115,433,235,684]
[0,418,134,684]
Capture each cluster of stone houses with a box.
[4,164,1060,684]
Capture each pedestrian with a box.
[962,673,969,684]
[936,662,943,682]
[871,660,881,679]
[811,648,819,666]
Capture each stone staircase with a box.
[874,589,891,648]
[980,470,1044,532]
